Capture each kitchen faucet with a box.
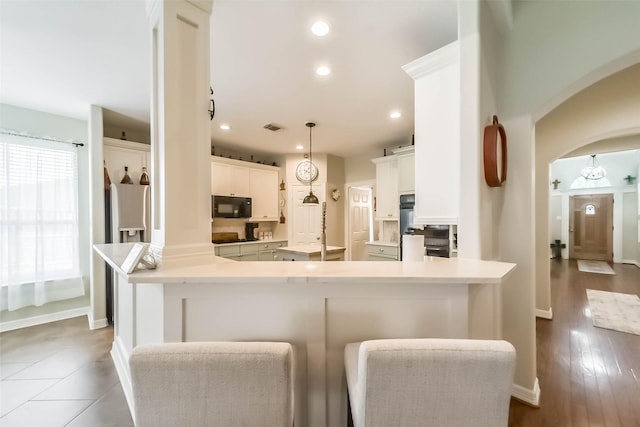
[321,202,327,261]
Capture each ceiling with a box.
[0,0,457,159]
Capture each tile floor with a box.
[0,316,133,427]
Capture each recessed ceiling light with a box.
[220,124,231,130]
[295,144,304,150]
[390,111,401,119]
[316,66,331,76]
[311,21,330,37]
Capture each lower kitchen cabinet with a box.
[258,241,289,261]
[366,243,399,261]
[215,241,287,261]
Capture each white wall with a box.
[344,148,379,184]
[0,103,90,325]
[326,154,345,246]
[550,150,640,191]
[458,0,539,402]
[622,192,639,263]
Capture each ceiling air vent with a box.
[263,123,282,131]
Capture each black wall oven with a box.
[212,195,252,218]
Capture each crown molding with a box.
[402,40,458,80]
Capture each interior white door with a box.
[290,184,323,246]
[348,186,372,260]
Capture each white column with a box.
[145,0,213,263]
[88,105,108,329]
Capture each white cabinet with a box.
[215,241,288,261]
[372,156,399,220]
[404,41,459,225]
[210,161,250,197]
[394,146,415,194]
[365,243,399,261]
[211,157,280,222]
[250,168,279,221]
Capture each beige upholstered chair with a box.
[344,338,516,427]
[130,341,294,427]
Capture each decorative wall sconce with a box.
[551,179,561,190]
[624,175,636,184]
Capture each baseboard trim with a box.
[512,377,541,407]
[621,259,640,268]
[89,317,109,330]
[111,337,136,423]
[536,308,553,319]
[0,306,88,333]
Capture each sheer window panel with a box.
[0,133,84,311]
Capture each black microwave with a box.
[212,195,252,218]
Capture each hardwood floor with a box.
[1,259,638,426]
[509,260,640,426]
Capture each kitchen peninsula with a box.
[94,243,515,427]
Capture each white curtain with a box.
[0,133,84,311]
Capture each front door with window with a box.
[569,194,613,261]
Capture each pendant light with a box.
[303,122,319,204]
[580,154,606,180]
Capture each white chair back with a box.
[130,341,294,427]
[344,338,515,427]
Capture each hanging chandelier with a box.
[302,122,319,205]
[580,154,606,180]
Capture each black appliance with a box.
[399,194,415,236]
[424,225,450,258]
[399,194,415,260]
[245,222,259,241]
[212,195,252,218]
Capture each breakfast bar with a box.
[94,243,515,427]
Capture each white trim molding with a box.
[402,40,458,80]
[89,317,109,330]
[536,308,553,320]
[111,337,136,422]
[512,377,541,407]
[0,306,88,333]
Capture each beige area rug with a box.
[577,260,615,275]
[586,289,640,335]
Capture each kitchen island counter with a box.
[276,244,346,261]
[94,243,515,427]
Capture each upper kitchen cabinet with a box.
[211,156,280,221]
[210,157,251,197]
[372,155,399,220]
[250,168,279,221]
[393,145,415,194]
[403,41,459,225]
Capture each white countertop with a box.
[94,243,516,285]
[212,239,287,247]
[365,241,399,247]
[276,244,346,255]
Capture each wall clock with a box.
[295,160,319,184]
[483,115,507,187]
